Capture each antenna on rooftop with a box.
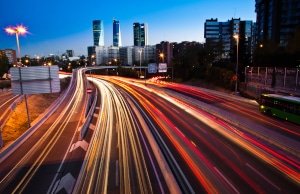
[234,8,236,18]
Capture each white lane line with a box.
[89,123,95,130]
[174,127,185,137]
[214,167,240,194]
[116,160,119,186]
[246,163,281,191]
[172,107,179,114]
[193,123,207,134]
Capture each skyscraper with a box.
[133,23,148,47]
[93,20,104,46]
[113,19,122,47]
[255,0,300,47]
[204,18,254,64]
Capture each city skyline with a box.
[1,0,256,57]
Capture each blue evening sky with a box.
[0,0,256,57]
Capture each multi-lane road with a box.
[100,76,300,193]
[0,70,299,193]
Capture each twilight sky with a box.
[1,0,256,57]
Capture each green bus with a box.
[259,93,300,125]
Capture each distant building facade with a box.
[156,41,173,66]
[66,50,75,57]
[113,19,122,47]
[133,23,148,47]
[0,49,17,65]
[204,18,255,65]
[93,20,104,46]
[255,0,300,47]
[119,46,134,65]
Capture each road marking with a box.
[175,127,185,137]
[69,140,89,152]
[172,107,179,114]
[191,141,197,147]
[246,163,281,191]
[52,173,75,194]
[193,123,207,134]
[214,167,240,194]
[89,123,95,130]
[116,160,119,186]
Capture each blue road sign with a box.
[148,63,157,73]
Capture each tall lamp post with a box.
[233,35,239,95]
[5,24,31,127]
[5,25,28,66]
[138,49,142,78]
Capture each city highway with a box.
[100,76,300,193]
[0,71,299,193]
[0,69,89,193]
[74,77,177,193]
[154,80,300,141]
[0,72,178,193]
[0,90,20,129]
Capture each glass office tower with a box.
[113,19,122,47]
[93,20,104,46]
[133,23,148,47]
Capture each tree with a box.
[253,39,279,67]
[286,29,300,67]
[0,53,9,77]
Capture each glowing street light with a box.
[5,25,28,66]
[159,53,164,63]
[233,35,239,95]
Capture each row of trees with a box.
[253,29,300,67]
[0,54,9,78]
[171,45,237,90]
[1,29,299,91]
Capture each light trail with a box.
[74,77,155,193]
[104,76,300,191]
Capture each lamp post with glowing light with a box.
[5,25,28,66]
[5,25,31,127]
[138,49,142,78]
[233,35,239,95]
[159,53,164,63]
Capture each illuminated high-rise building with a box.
[93,20,104,46]
[113,19,122,47]
[133,23,148,47]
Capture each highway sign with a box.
[10,65,60,94]
[87,88,92,94]
[148,63,157,73]
[158,63,167,72]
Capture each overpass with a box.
[84,65,174,81]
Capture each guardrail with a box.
[0,74,74,163]
[156,86,300,158]
[79,88,98,140]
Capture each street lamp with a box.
[138,49,142,78]
[5,24,31,127]
[5,25,28,66]
[233,35,239,95]
[91,54,95,66]
[159,53,164,63]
